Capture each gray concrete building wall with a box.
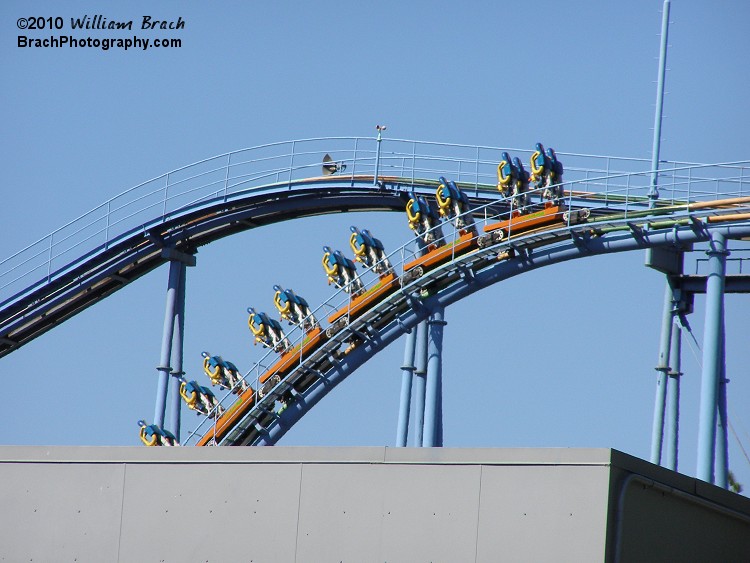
[608,453,750,562]
[0,447,748,562]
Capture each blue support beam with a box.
[697,232,728,483]
[396,328,417,447]
[715,320,729,489]
[437,352,444,448]
[412,321,428,447]
[677,274,750,294]
[650,279,675,465]
[423,307,446,447]
[665,322,682,471]
[154,259,182,429]
[650,372,668,466]
[168,262,187,442]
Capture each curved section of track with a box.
[186,186,750,446]
[0,136,703,359]
[0,178,420,357]
[241,219,750,446]
[1,136,748,449]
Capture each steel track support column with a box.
[168,262,187,442]
[437,350,444,448]
[154,260,183,429]
[665,321,682,471]
[396,327,417,447]
[412,321,428,447]
[715,320,729,489]
[697,232,728,483]
[423,306,446,447]
[650,279,675,465]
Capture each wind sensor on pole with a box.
[374,124,387,186]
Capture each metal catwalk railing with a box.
[182,168,750,445]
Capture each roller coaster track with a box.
[1,137,748,447]
[0,137,686,357]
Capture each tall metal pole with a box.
[650,280,674,464]
[647,3,674,462]
[715,319,729,489]
[154,260,182,428]
[665,321,682,471]
[423,307,446,447]
[396,328,417,447]
[168,262,187,442]
[696,232,728,483]
[412,320,428,447]
[649,0,671,203]
[374,125,386,186]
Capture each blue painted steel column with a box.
[168,262,187,442]
[396,328,417,447]
[649,0,671,202]
[423,306,446,447]
[715,320,729,489]
[412,321,428,447]
[650,280,674,465]
[437,350,444,448]
[665,321,682,471]
[154,260,182,428]
[697,232,728,483]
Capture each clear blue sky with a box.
[2,1,749,493]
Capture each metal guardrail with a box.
[3,136,744,310]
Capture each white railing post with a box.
[46,235,53,282]
[288,141,296,189]
[474,146,480,196]
[624,174,631,218]
[223,153,231,202]
[411,141,416,185]
[351,138,359,181]
[105,201,111,249]
[162,173,170,220]
[605,157,611,206]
